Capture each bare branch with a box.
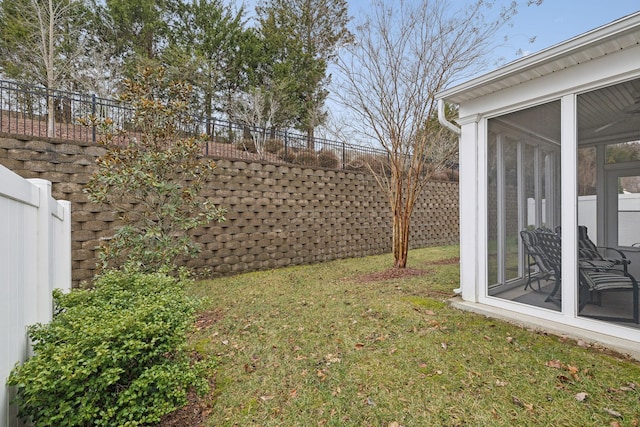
[333,0,519,267]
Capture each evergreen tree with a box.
[256,0,352,144]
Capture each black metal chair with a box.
[578,225,631,273]
[534,229,639,323]
[577,226,629,273]
[520,229,556,292]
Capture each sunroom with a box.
[436,12,640,350]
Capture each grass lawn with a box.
[186,245,640,426]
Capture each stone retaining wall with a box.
[0,134,459,286]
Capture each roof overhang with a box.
[436,11,640,105]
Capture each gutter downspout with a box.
[437,98,461,135]
[437,98,462,294]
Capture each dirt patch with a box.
[428,257,459,266]
[194,308,224,331]
[158,309,223,427]
[358,267,429,283]
[157,377,215,427]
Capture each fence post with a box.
[284,130,289,160]
[58,200,72,294]
[28,179,53,326]
[342,142,346,169]
[91,94,96,144]
[208,117,213,156]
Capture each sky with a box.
[239,1,639,61]
[235,0,640,136]
[344,0,640,78]
[240,0,639,73]
[481,1,639,67]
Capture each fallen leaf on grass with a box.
[512,396,534,412]
[441,342,448,350]
[260,395,274,401]
[604,408,623,418]
[512,396,524,407]
[545,359,563,369]
[575,392,588,401]
[355,343,365,350]
[388,422,400,427]
[324,354,341,365]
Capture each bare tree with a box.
[335,0,527,268]
[230,84,284,159]
[0,0,88,136]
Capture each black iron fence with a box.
[0,80,129,145]
[0,79,458,177]
[0,79,392,171]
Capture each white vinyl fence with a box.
[1,166,71,427]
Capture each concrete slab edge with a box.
[448,297,640,362]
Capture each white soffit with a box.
[437,11,640,104]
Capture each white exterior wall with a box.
[0,166,71,427]
[456,43,640,344]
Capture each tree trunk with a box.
[46,0,55,138]
[306,126,315,150]
[392,208,410,268]
[391,170,411,268]
[47,91,56,137]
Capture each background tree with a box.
[84,67,226,274]
[229,81,292,159]
[164,0,249,126]
[256,0,352,144]
[335,0,536,268]
[91,0,175,75]
[0,0,89,135]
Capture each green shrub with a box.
[317,149,339,169]
[7,271,211,427]
[292,149,317,166]
[265,138,283,154]
[83,67,226,275]
[235,137,256,153]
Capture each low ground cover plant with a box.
[8,270,212,427]
[189,245,640,426]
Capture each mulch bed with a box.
[358,267,429,283]
[157,377,215,427]
[157,309,223,427]
[357,257,459,283]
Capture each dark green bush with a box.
[292,149,317,166]
[265,138,283,154]
[7,271,211,427]
[317,149,339,169]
